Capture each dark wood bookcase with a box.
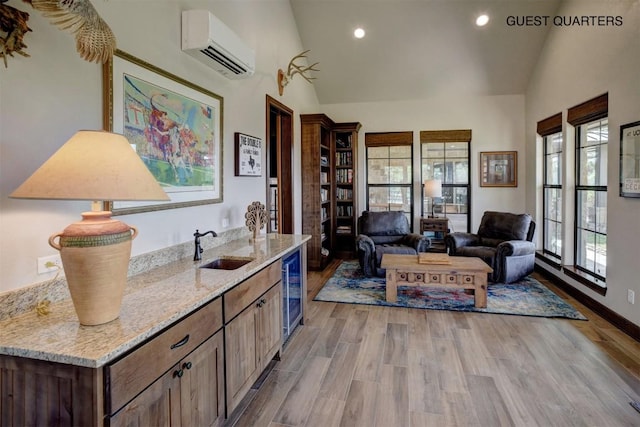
[302,115,361,269]
[301,114,335,270]
[333,122,361,258]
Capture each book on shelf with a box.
[336,151,352,166]
[335,134,352,148]
[337,205,353,217]
[336,169,353,184]
[336,188,353,200]
[336,225,352,234]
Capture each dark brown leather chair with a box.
[445,211,536,283]
[355,211,431,277]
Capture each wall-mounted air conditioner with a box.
[181,10,255,79]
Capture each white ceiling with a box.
[290,0,562,104]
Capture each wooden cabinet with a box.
[109,331,225,427]
[0,355,102,426]
[224,260,282,414]
[333,122,361,258]
[420,217,449,252]
[0,248,299,426]
[0,298,225,427]
[301,113,335,270]
[108,298,225,427]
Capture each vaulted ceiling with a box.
[290,0,562,104]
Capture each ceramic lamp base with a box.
[49,211,138,326]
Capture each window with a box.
[543,131,563,259]
[365,132,413,226]
[420,130,471,233]
[537,113,563,262]
[575,118,608,282]
[567,93,608,290]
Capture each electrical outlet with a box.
[222,217,230,228]
[37,254,62,275]
[628,289,635,305]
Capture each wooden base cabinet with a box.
[110,331,224,427]
[108,298,225,427]
[0,356,102,426]
[223,259,282,414]
[0,255,293,426]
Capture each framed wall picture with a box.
[620,120,640,198]
[235,133,262,176]
[480,151,517,187]
[103,50,224,214]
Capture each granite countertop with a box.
[0,234,310,368]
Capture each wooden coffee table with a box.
[380,253,493,308]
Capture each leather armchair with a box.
[445,211,536,283]
[355,211,431,277]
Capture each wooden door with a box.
[110,365,181,427]
[180,331,225,427]
[225,305,258,412]
[256,283,282,366]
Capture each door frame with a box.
[265,95,294,234]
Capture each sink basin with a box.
[200,257,254,270]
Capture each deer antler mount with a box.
[277,49,319,96]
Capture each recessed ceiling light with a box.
[354,28,365,39]
[476,14,490,27]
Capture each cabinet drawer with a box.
[224,260,282,322]
[422,222,446,232]
[106,297,222,414]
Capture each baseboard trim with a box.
[535,266,640,343]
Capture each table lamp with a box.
[10,130,170,325]
[424,179,442,218]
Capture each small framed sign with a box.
[620,121,640,198]
[235,133,262,176]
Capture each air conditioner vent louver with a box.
[200,46,247,75]
[182,10,255,79]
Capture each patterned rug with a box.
[314,260,586,320]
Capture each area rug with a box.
[314,260,586,320]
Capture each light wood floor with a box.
[227,259,640,426]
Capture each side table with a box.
[420,217,449,252]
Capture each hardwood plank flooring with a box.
[227,259,640,426]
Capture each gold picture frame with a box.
[480,151,517,187]
[103,50,224,214]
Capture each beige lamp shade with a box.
[10,130,169,325]
[10,130,169,202]
[423,179,442,198]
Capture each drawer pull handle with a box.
[173,369,184,378]
[183,361,192,370]
[170,334,190,349]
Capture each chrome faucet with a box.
[194,229,217,261]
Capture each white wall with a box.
[525,0,640,326]
[0,0,319,293]
[321,95,528,231]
